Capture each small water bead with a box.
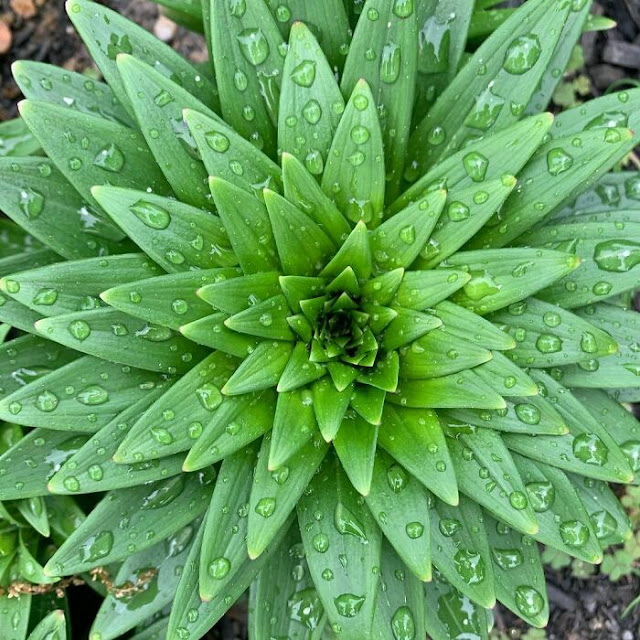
[515,585,545,617]
[313,532,330,553]
[88,464,104,481]
[463,151,489,182]
[154,89,174,107]
[63,476,80,492]
[593,239,640,273]
[130,200,171,230]
[592,281,612,296]
[503,34,542,75]
[473,190,489,204]
[287,588,323,629]
[509,491,528,510]
[447,201,470,221]
[188,421,203,439]
[387,464,408,493]
[290,60,317,87]
[547,148,574,176]
[621,441,640,472]
[304,150,324,175]
[171,299,189,315]
[302,99,322,124]
[93,143,125,172]
[466,85,505,131]
[205,131,230,153]
[427,126,445,146]
[591,510,618,539]
[535,333,562,354]
[399,225,416,245]
[405,521,424,539]
[76,385,109,405]
[439,518,461,537]
[492,548,524,570]
[165,249,186,265]
[233,69,248,92]
[237,29,270,66]
[543,311,561,327]
[69,157,83,171]
[19,187,45,219]
[350,125,370,145]
[334,593,366,618]
[380,43,401,84]
[526,481,556,512]
[255,497,276,518]
[391,606,416,640]
[392,0,414,18]
[150,426,174,445]
[196,382,223,411]
[604,128,622,143]
[572,433,609,466]
[271,466,289,484]
[559,520,590,547]
[353,94,369,111]
[83,530,114,562]
[209,556,231,579]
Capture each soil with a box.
[1,0,640,638]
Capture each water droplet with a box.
[172,299,189,315]
[237,29,270,66]
[76,385,109,405]
[291,60,316,87]
[405,521,424,539]
[208,556,231,579]
[288,587,323,630]
[454,549,486,584]
[380,43,401,84]
[93,143,125,172]
[196,382,222,411]
[63,476,80,492]
[35,390,59,412]
[493,548,523,570]
[313,532,329,553]
[399,225,416,245]
[515,585,544,617]
[593,240,640,273]
[334,593,366,618]
[19,188,45,219]
[509,491,528,510]
[205,131,230,153]
[68,319,91,341]
[439,518,461,537]
[547,148,574,176]
[387,464,408,493]
[255,497,276,518]
[150,426,174,445]
[559,520,590,547]
[33,288,58,305]
[463,151,489,182]
[572,433,609,466]
[391,606,416,640]
[392,0,414,18]
[130,200,171,229]
[525,481,555,512]
[334,503,368,542]
[503,34,542,75]
[350,125,370,145]
[447,201,470,221]
[82,530,114,562]
[302,99,322,125]
[536,333,562,353]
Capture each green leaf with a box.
[392,270,470,310]
[333,412,378,496]
[12,60,133,127]
[0,593,31,640]
[248,432,327,558]
[180,312,261,356]
[222,341,293,395]
[0,355,167,431]
[0,428,88,499]
[45,471,215,575]
[67,0,218,114]
[372,189,446,270]
[102,268,240,331]
[379,405,457,505]
[446,426,538,535]
[372,540,426,640]
[167,513,291,640]
[398,324,492,379]
[471,352,539,398]
[573,389,640,477]
[264,189,335,275]
[0,117,40,157]
[34,308,206,373]
[209,177,279,274]
[19,100,171,211]
[198,272,279,314]
[442,392,567,436]
[297,455,381,639]
[183,390,274,469]
[16,497,49,537]
[504,370,634,484]
[423,572,490,640]
[90,523,197,640]
[249,524,327,639]
[521,221,640,309]
[0,253,162,317]
[511,454,602,563]
[184,108,282,198]
[116,54,214,209]
[558,303,640,389]
[444,248,580,315]
[406,0,571,175]
[365,449,432,581]
[208,0,285,156]
[392,370,507,410]
[268,388,321,470]
[319,221,372,280]
[321,80,385,227]
[265,0,350,70]
[225,294,295,341]
[311,378,352,442]
[48,390,184,494]
[472,128,635,248]
[0,334,77,401]
[0,296,45,333]
[350,385,385,425]
[341,0,418,201]
[0,157,124,258]
[199,442,258,600]
[114,352,238,462]
[483,513,548,628]
[278,22,344,180]
[415,176,517,268]
[282,152,351,245]
[277,342,326,392]
[27,610,66,640]
[489,297,618,368]
[92,186,236,273]
[429,494,495,608]
[394,113,552,214]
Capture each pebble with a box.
[10,0,37,19]
[0,20,11,55]
[153,15,177,42]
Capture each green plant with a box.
[0,0,639,638]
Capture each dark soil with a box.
[0,1,639,638]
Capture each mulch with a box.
[1,0,640,638]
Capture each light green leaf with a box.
[277,342,326,392]
[248,432,327,558]
[407,0,571,175]
[311,378,352,442]
[180,312,260,356]
[321,80,385,227]
[198,272,278,315]
[342,0,418,201]
[45,471,215,575]
[392,270,470,310]
[208,0,285,156]
[297,455,381,639]
[0,117,40,157]
[379,405,457,505]
[471,352,538,397]
[27,610,66,640]
[19,100,171,210]
[67,0,218,113]
[34,308,206,373]
[365,449,432,581]
[444,248,580,314]
[0,593,31,640]
[0,355,167,431]
[278,22,344,180]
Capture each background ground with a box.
[1,0,640,638]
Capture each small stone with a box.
[0,20,11,55]
[153,15,177,42]
[10,0,37,19]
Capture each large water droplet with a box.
[208,556,231,579]
[196,382,222,411]
[559,519,590,547]
[547,148,574,176]
[334,503,368,543]
[492,548,524,570]
[76,385,109,405]
[503,34,542,75]
[572,433,609,466]
[68,319,91,341]
[334,593,366,618]
[463,151,489,182]
[130,200,171,230]
[391,606,416,640]
[593,240,640,273]
[525,481,555,512]
[515,585,544,617]
[19,188,45,219]
[82,530,114,562]
[93,143,125,172]
[291,60,316,87]
[288,587,323,630]
[237,29,270,66]
[453,549,486,584]
[35,390,59,412]
[380,43,401,84]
